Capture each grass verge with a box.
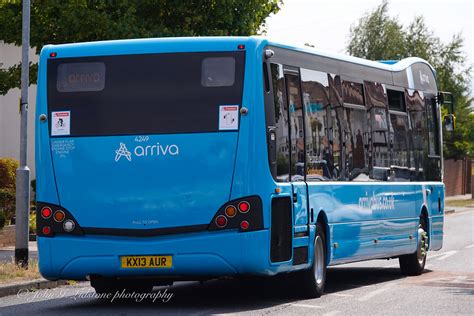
[445,199,474,208]
[0,259,41,284]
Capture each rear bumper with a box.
[38,229,277,280]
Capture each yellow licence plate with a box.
[121,255,172,268]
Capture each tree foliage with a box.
[347,0,473,159]
[0,0,281,95]
[0,158,19,222]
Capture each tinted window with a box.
[345,107,369,180]
[364,81,387,108]
[270,63,290,181]
[387,89,406,111]
[47,51,245,136]
[371,107,390,179]
[286,74,305,181]
[426,97,440,156]
[390,113,410,178]
[57,62,106,92]
[328,74,343,179]
[342,81,364,106]
[406,89,427,180]
[201,57,235,87]
[301,68,332,180]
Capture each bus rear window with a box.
[201,57,235,87]
[47,51,245,136]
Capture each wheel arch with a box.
[315,210,330,265]
[420,205,430,248]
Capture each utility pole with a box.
[15,0,31,267]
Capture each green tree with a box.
[0,158,19,222]
[347,0,473,159]
[0,0,281,95]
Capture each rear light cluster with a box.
[208,196,263,232]
[37,202,83,237]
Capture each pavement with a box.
[0,205,472,315]
[445,194,472,201]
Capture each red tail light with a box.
[238,201,250,213]
[42,226,52,235]
[215,215,228,228]
[41,207,52,219]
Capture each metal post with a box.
[15,0,31,267]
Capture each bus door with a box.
[285,72,310,240]
[424,95,444,250]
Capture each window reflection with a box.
[268,64,440,183]
[271,64,290,181]
[301,69,331,180]
[286,74,305,181]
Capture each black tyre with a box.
[299,222,327,298]
[399,216,428,276]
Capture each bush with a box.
[0,189,15,223]
[0,158,18,223]
[29,212,36,234]
[0,210,5,229]
[0,158,19,190]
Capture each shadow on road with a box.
[325,266,412,293]
[38,265,415,314]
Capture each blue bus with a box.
[35,37,451,297]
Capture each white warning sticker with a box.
[219,105,239,130]
[51,111,71,136]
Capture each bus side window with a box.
[270,63,290,182]
[300,68,331,181]
[426,97,440,156]
[387,89,410,181]
[425,96,441,181]
[344,106,369,181]
[364,81,390,181]
[406,89,427,181]
[342,80,369,181]
[328,74,343,180]
[285,74,305,181]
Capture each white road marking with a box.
[464,244,474,249]
[328,293,353,297]
[452,276,468,283]
[291,303,323,309]
[427,250,457,260]
[435,250,457,260]
[357,283,395,302]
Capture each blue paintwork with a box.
[36,36,444,281]
[50,133,237,229]
[377,60,399,65]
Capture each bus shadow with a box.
[324,266,417,293]
[49,266,421,314]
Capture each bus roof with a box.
[41,36,434,72]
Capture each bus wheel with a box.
[399,217,428,276]
[300,222,327,298]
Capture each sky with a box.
[264,0,473,93]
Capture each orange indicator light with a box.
[54,210,65,222]
[225,205,237,218]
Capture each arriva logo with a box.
[114,142,179,162]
